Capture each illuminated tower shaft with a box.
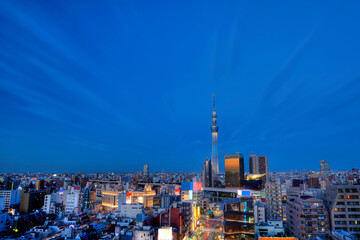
[211,94,219,176]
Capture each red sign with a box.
[175,186,180,195]
[193,182,202,191]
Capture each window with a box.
[335,221,347,225]
[335,208,346,212]
[345,189,358,193]
[347,195,359,199]
[348,208,360,212]
[349,227,360,232]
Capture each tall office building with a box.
[211,94,219,177]
[202,158,213,187]
[320,160,330,173]
[249,154,269,183]
[144,164,149,177]
[225,153,244,188]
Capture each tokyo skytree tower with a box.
[211,94,219,176]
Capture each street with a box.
[191,213,223,240]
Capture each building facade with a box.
[254,200,266,223]
[119,203,144,218]
[320,160,330,173]
[223,197,255,239]
[102,190,122,212]
[265,182,283,220]
[144,164,149,177]
[202,158,213,187]
[0,190,21,211]
[20,190,45,214]
[286,189,330,240]
[255,219,285,238]
[65,188,81,214]
[249,154,269,184]
[323,184,360,235]
[225,153,244,188]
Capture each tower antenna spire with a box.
[213,93,215,110]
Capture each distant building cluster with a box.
[1,96,360,240]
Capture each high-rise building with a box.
[211,94,219,177]
[225,153,244,188]
[0,190,21,211]
[43,193,56,214]
[202,158,213,187]
[65,187,81,214]
[82,187,96,210]
[265,182,282,220]
[286,188,330,240]
[144,164,149,177]
[20,190,45,214]
[320,160,330,173]
[43,192,63,214]
[249,154,269,183]
[323,184,360,235]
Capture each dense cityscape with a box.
[1,97,359,240]
[1,1,360,240]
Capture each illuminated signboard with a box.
[237,190,251,196]
[175,186,180,196]
[181,182,193,191]
[158,227,173,240]
[189,190,193,200]
[126,192,132,204]
[193,182,202,191]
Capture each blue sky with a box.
[1,1,360,173]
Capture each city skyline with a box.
[1,1,360,173]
